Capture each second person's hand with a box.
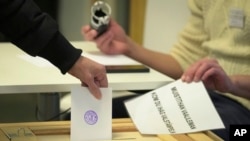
[181,58,233,93]
[82,19,130,55]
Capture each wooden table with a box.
[0,118,223,141]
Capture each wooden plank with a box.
[0,119,222,141]
[205,131,224,141]
[188,132,214,141]
[111,118,132,123]
[1,127,37,141]
[172,134,195,141]
[158,134,178,141]
[0,119,137,136]
[0,130,9,141]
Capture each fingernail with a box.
[181,75,185,81]
[194,76,200,82]
[186,76,191,83]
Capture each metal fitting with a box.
[90,1,111,36]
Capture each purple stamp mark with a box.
[84,110,98,125]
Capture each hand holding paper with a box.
[125,80,225,134]
[71,86,112,141]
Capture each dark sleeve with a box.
[0,0,82,74]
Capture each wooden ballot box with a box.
[0,118,223,141]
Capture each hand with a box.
[82,19,130,55]
[181,58,233,93]
[68,56,108,99]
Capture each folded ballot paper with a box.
[71,86,112,141]
[124,79,225,134]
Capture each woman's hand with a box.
[82,19,130,55]
[181,58,233,93]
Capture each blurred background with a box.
[0,0,131,42]
[0,0,189,123]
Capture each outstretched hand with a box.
[82,19,129,55]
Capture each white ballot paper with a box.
[125,79,225,134]
[71,86,112,141]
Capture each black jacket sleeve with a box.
[0,0,82,74]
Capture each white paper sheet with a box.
[71,86,112,141]
[125,79,225,134]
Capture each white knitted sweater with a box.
[169,0,250,109]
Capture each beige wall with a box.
[58,0,92,41]
[58,0,190,52]
[143,0,190,53]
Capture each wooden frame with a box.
[128,0,147,45]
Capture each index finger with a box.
[86,80,102,100]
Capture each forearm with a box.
[125,38,183,79]
[37,33,82,74]
[230,75,250,99]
